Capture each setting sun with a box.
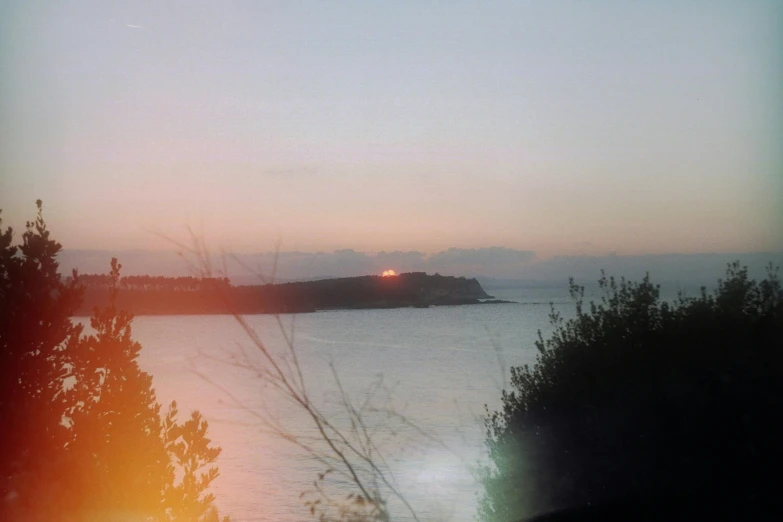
[382,270,397,277]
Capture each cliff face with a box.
[74,272,493,315]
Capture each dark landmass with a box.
[73,272,493,316]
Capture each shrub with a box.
[479,264,783,521]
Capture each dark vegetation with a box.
[480,264,783,521]
[74,271,492,315]
[8,199,781,522]
[0,202,228,521]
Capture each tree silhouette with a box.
[65,257,174,517]
[479,264,783,521]
[0,200,84,513]
[1,202,228,521]
[163,402,224,521]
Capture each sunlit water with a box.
[75,286,693,521]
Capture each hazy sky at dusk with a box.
[2,1,781,257]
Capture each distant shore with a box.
[73,272,505,316]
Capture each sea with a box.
[75,285,699,521]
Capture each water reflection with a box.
[77,299,566,521]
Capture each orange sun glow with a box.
[381,270,397,277]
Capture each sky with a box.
[2,1,782,261]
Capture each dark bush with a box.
[480,264,783,521]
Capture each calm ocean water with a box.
[74,285,694,521]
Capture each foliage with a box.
[0,202,228,521]
[0,200,84,514]
[479,264,783,521]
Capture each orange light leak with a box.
[381,270,397,277]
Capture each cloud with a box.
[125,24,144,29]
[428,247,536,266]
[375,251,427,272]
[518,252,783,286]
[58,248,783,288]
[425,247,537,277]
[58,249,183,277]
[236,247,539,279]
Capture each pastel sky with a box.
[1,1,781,257]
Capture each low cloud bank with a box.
[59,248,783,287]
